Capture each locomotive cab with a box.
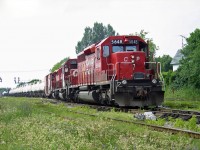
[96,36,164,107]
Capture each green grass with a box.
[0,97,200,149]
[163,100,200,111]
[163,86,200,111]
[164,86,200,101]
[146,116,200,132]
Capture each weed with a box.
[187,116,198,131]
[146,118,166,126]
[163,100,200,111]
[174,118,185,128]
[17,102,32,117]
[164,86,200,101]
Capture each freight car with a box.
[9,81,44,97]
[9,35,165,107]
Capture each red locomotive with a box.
[45,35,165,107]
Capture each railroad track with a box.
[40,98,200,123]
[39,105,200,139]
[38,98,200,138]
[69,110,200,139]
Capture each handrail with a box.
[107,63,114,78]
[145,62,165,90]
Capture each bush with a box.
[164,86,200,101]
[162,71,177,86]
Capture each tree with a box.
[0,88,10,94]
[106,24,116,37]
[92,22,106,44]
[174,28,200,88]
[50,57,69,73]
[155,55,173,72]
[132,30,159,61]
[75,22,117,54]
[28,79,41,84]
[76,27,93,54]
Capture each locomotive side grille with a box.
[134,72,145,79]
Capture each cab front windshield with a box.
[112,45,137,53]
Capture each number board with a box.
[111,39,123,45]
[129,40,138,44]
[111,39,138,45]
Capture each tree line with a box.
[172,29,200,89]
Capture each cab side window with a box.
[96,48,100,60]
[103,46,110,57]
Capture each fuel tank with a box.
[78,90,99,103]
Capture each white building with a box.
[170,49,184,71]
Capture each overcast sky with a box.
[0,0,200,88]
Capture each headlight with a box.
[122,80,127,85]
[152,79,157,84]
[136,56,140,61]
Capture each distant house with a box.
[170,49,184,71]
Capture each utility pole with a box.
[180,35,186,48]
[14,77,16,84]
[14,77,21,84]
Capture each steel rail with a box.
[66,110,200,139]
[41,98,200,119]
[38,98,200,138]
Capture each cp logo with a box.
[124,57,128,62]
